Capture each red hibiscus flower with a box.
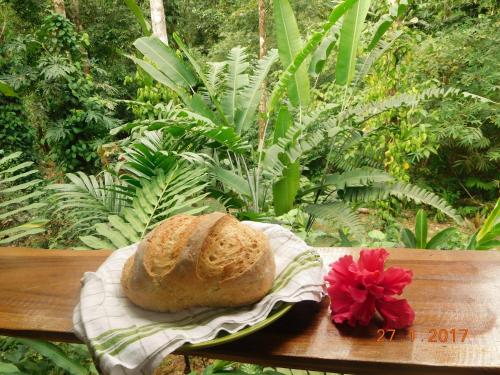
[324,248,414,329]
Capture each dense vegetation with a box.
[0,0,498,373]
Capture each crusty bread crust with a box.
[121,212,275,312]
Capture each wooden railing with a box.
[0,246,499,374]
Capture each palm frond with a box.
[235,49,279,133]
[207,62,227,93]
[305,202,364,237]
[0,151,46,244]
[312,87,468,129]
[344,181,462,223]
[263,124,323,179]
[119,130,178,186]
[221,47,249,125]
[49,171,128,234]
[324,167,394,189]
[353,30,403,86]
[348,87,464,125]
[80,164,209,249]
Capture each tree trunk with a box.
[70,0,83,31]
[258,0,267,140]
[53,0,66,17]
[150,0,168,45]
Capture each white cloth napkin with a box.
[73,221,324,375]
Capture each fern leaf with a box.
[344,182,462,223]
[305,202,364,237]
[79,235,114,250]
[314,87,467,129]
[354,30,403,86]
[0,150,46,244]
[235,49,278,133]
[49,171,127,234]
[263,131,323,179]
[221,47,249,125]
[349,87,463,124]
[389,183,462,223]
[324,167,394,189]
[80,164,208,249]
[207,62,227,92]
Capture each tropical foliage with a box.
[0,150,46,244]
[467,198,500,250]
[122,0,468,245]
[50,131,209,249]
[400,209,457,249]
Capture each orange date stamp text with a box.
[376,328,469,343]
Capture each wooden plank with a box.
[0,246,499,375]
[0,247,110,342]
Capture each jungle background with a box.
[0,0,498,373]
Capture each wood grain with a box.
[0,246,499,374]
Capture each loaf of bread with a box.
[121,212,276,312]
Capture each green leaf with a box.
[123,0,151,35]
[0,179,42,194]
[134,36,197,89]
[128,54,190,101]
[344,182,462,223]
[221,47,249,125]
[415,209,428,249]
[475,239,500,250]
[272,161,300,215]
[95,223,130,249]
[80,165,207,249]
[0,80,18,97]
[0,362,20,374]
[267,0,357,115]
[0,202,46,221]
[324,167,394,189]
[236,49,279,133]
[305,202,363,237]
[308,25,340,76]
[467,232,478,250]
[0,151,46,244]
[273,0,310,107]
[79,235,114,250]
[273,105,293,143]
[49,171,126,234]
[211,166,252,197]
[0,226,46,244]
[366,0,407,51]
[426,227,456,249]
[15,338,87,375]
[400,228,416,248]
[189,93,218,123]
[173,33,230,127]
[476,198,500,243]
[335,0,372,85]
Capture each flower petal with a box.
[381,267,413,295]
[349,296,376,326]
[358,248,389,273]
[376,296,415,329]
[329,285,375,327]
[325,255,357,286]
